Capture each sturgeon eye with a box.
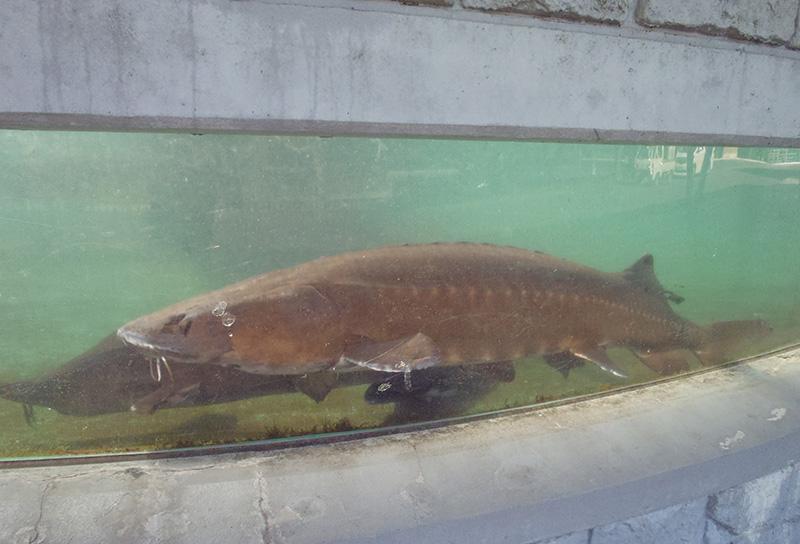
[162,313,188,334]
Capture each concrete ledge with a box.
[4,112,800,147]
[2,347,799,543]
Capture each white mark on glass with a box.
[212,301,227,317]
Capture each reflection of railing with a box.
[570,146,729,183]
[767,148,800,164]
[634,145,677,183]
[737,147,800,164]
[675,147,713,176]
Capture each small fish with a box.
[367,363,516,425]
[117,243,771,381]
[365,361,515,404]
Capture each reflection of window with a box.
[0,130,797,460]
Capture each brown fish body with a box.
[117,243,769,378]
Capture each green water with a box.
[1,130,798,459]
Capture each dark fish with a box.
[0,334,160,417]
[365,361,515,404]
[0,334,382,417]
[117,243,771,380]
[367,363,516,425]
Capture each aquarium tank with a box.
[0,129,798,461]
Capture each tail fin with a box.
[695,320,772,366]
[0,381,26,403]
[0,382,39,427]
[0,380,43,404]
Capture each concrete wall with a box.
[1,0,799,145]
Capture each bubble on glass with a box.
[377,382,391,392]
[212,301,227,317]
[222,315,236,327]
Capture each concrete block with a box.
[707,464,797,536]
[591,498,707,544]
[635,0,800,45]
[461,0,631,25]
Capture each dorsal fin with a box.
[622,254,684,304]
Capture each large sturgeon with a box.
[117,243,770,381]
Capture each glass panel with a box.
[1,131,798,459]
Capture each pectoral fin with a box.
[339,333,441,373]
[543,352,586,378]
[293,371,338,403]
[572,347,627,379]
[633,349,691,376]
[22,403,36,427]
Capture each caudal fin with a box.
[633,349,692,376]
[695,320,772,366]
[0,381,34,403]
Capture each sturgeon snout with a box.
[117,306,233,364]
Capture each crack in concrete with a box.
[705,495,739,536]
[256,472,273,544]
[99,492,131,519]
[28,481,53,544]
[791,1,800,49]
